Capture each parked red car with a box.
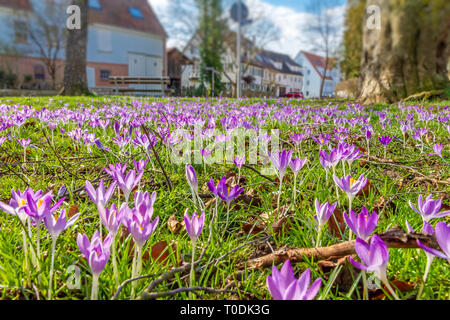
[282,92,304,99]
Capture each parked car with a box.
[282,92,304,99]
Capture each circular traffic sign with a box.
[230,2,249,22]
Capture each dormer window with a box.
[129,7,144,19]
[89,0,102,10]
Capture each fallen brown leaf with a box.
[167,214,184,234]
[68,205,79,218]
[151,240,177,265]
[328,207,346,239]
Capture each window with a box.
[306,80,310,86]
[89,0,102,10]
[100,70,110,80]
[129,7,144,19]
[34,65,45,80]
[14,21,28,43]
[97,29,112,52]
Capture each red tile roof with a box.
[301,51,335,80]
[88,0,167,38]
[0,0,32,11]
[0,0,167,38]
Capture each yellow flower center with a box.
[350,178,356,187]
[19,199,27,207]
[37,199,43,209]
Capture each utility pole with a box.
[236,0,242,100]
[205,66,219,97]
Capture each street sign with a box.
[230,2,249,22]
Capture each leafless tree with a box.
[23,0,68,89]
[303,0,342,98]
[221,0,280,94]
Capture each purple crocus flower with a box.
[123,202,159,248]
[378,136,393,146]
[206,177,227,199]
[201,148,212,159]
[290,133,306,146]
[134,191,157,211]
[417,222,450,261]
[268,149,293,180]
[312,133,330,148]
[17,138,31,148]
[77,231,113,276]
[427,143,443,159]
[24,191,65,226]
[85,179,117,207]
[343,206,378,239]
[349,235,389,281]
[217,180,244,207]
[409,194,449,222]
[185,164,198,194]
[233,156,245,170]
[314,199,337,231]
[114,168,143,202]
[266,260,322,300]
[365,127,373,140]
[333,174,368,201]
[0,188,42,222]
[104,163,127,179]
[289,157,307,175]
[184,209,205,243]
[44,209,80,240]
[133,159,148,173]
[98,203,125,235]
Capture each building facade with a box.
[0,0,167,91]
[294,51,341,99]
[181,32,303,97]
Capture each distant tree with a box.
[9,1,68,89]
[196,0,225,96]
[63,0,90,95]
[340,0,366,80]
[304,0,342,98]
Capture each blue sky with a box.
[263,0,347,13]
[149,0,347,57]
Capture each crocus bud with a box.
[185,164,198,194]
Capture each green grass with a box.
[0,96,448,300]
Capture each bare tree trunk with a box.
[319,53,329,98]
[358,0,450,104]
[63,0,90,96]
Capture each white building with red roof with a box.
[294,50,341,99]
[0,0,167,91]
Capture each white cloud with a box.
[147,0,345,58]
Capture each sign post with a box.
[230,1,250,100]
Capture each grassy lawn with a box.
[0,95,448,300]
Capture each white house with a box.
[0,0,167,91]
[294,51,341,98]
[181,31,303,97]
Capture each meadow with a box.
[0,95,448,300]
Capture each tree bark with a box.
[63,0,90,96]
[358,0,450,104]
